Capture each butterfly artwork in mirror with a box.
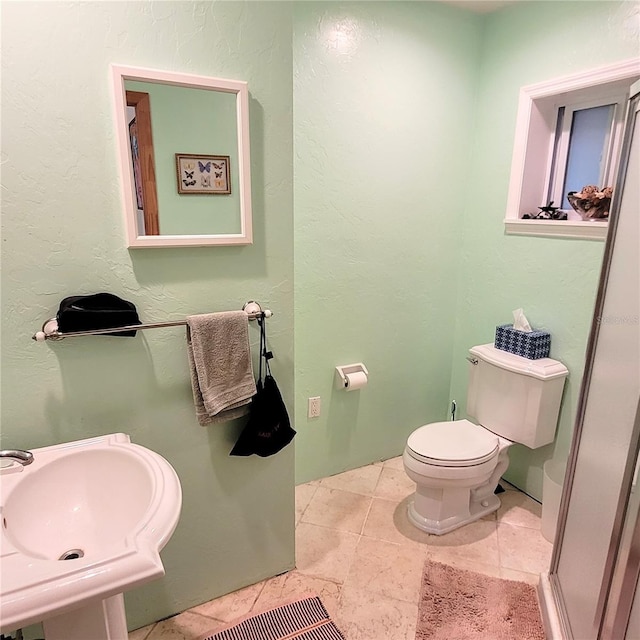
[111,65,252,248]
[175,154,231,195]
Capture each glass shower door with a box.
[550,84,640,639]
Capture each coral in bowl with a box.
[567,185,612,220]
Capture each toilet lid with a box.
[406,419,499,467]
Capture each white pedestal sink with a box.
[0,433,182,639]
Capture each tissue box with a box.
[494,324,551,360]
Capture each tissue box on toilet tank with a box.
[494,324,551,359]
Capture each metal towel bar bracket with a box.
[32,300,272,342]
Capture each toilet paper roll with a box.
[344,371,368,391]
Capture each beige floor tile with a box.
[345,536,427,604]
[481,509,498,521]
[295,482,318,525]
[500,567,541,585]
[362,496,433,546]
[319,464,382,496]
[425,518,501,568]
[253,570,341,617]
[129,624,155,640]
[295,521,360,583]
[497,488,542,529]
[145,611,218,640]
[189,581,263,623]
[500,479,520,491]
[139,462,547,639]
[424,556,503,580]
[336,584,418,640]
[374,466,416,502]
[301,486,372,534]
[382,455,405,470]
[498,522,553,574]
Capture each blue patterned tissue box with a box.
[494,324,551,360]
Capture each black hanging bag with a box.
[230,317,295,457]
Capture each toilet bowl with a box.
[402,343,569,536]
[403,419,511,535]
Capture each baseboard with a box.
[538,572,566,640]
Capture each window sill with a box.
[504,219,608,240]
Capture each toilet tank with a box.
[466,343,568,449]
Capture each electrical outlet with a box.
[308,396,321,418]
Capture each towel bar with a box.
[32,301,272,342]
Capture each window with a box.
[505,59,639,240]
[548,96,624,214]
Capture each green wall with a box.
[1,1,294,633]
[293,0,638,498]
[293,1,483,483]
[449,0,639,499]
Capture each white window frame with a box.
[547,94,626,214]
[505,59,640,241]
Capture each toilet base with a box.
[407,493,501,535]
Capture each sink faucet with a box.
[0,449,34,466]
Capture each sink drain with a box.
[58,548,84,561]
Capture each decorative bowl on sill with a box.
[567,185,612,221]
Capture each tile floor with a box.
[130,456,552,640]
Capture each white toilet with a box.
[403,343,568,535]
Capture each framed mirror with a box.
[111,65,252,248]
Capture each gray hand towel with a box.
[186,311,257,426]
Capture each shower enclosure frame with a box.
[542,83,640,640]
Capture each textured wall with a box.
[1,1,294,632]
[293,0,638,496]
[293,2,483,483]
[449,0,640,499]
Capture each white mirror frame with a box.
[111,64,252,248]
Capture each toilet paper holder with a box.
[335,363,369,390]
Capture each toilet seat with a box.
[406,419,499,467]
